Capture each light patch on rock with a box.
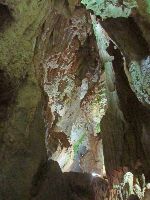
[81,0,137,19]
[129,56,150,105]
[79,78,89,100]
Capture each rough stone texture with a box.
[64,171,108,200]
[0,0,106,199]
[64,172,94,200]
[101,40,150,181]
[1,0,150,199]
[81,0,137,19]
[0,0,51,199]
[82,1,150,199]
[31,160,73,200]
[31,159,106,200]
[80,134,105,175]
[97,15,150,185]
[34,3,107,174]
[0,0,99,199]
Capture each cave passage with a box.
[0,0,150,200]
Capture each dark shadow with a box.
[0,70,15,120]
[0,3,13,30]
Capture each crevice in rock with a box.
[30,160,48,198]
[0,3,13,30]
[1,0,150,199]
[103,38,150,182]
[0,70,15,120]
[99,16,149,61]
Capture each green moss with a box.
[61,152,71,169]
[96,123,101,133]
[73,132,86,156]
[145,0,150,13]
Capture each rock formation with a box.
[82,0,150,199]
[0,0,150,200]
[0,0,106,199]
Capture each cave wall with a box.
[34,3,107,174]
[0,0,91,199]
[0,0,52,199]
[1,0,150,199]
[82,0,150,191]
[100,17,150,183]
[0,0,106,199]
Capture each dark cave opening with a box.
[0,3,13,30]
[0,70,14,120]
[1,1,150,200]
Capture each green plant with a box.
[73,133,86,156]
